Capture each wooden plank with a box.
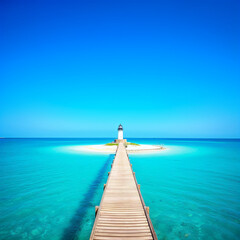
[90,143,157,240]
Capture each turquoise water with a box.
[0,138,239,240]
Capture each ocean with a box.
[0,138,239,240]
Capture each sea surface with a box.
[0,138,239,240]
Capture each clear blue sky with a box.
[1,0,239,138]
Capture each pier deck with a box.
[90,143,157,240]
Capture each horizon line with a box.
[1,137,240,140]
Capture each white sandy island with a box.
[69,143,166,154]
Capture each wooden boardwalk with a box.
[90,143,157,240]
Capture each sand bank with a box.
[70,144,166,154]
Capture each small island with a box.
[80,124,166,154]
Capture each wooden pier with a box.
[90,142,157,240]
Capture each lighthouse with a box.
[118,124,123,140]
[114,124,127,144]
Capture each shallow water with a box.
[0,138,239,240]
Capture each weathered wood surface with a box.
[90,143,157,240]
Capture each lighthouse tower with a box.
[118,124,123,140]
[114,124,127,144]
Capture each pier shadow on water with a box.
[61,154,114,240]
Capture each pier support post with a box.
[145,206,149,215]
[95,206,99,217]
